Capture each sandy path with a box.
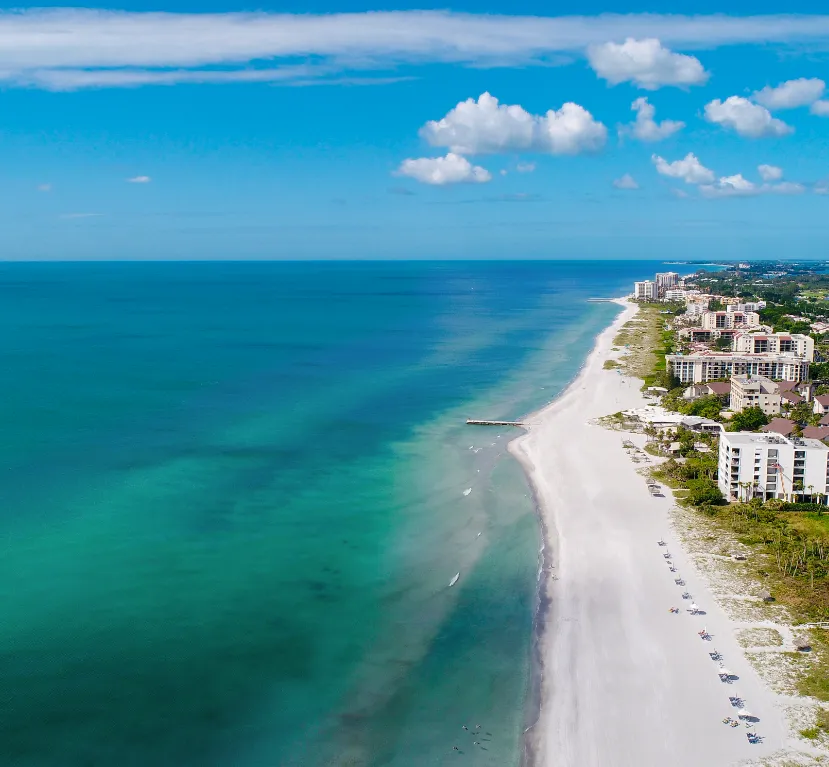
[510,300,785,767]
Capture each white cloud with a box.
[2,11,829,89]
[700,174,805,197]
[621,97,684,141]
[421,92,606,155]
[396,152,492,185]
[60,212,103,219]
[587,38,708,89]
[816,181,829,195]
[758,164,783,181]
[652,152,715,184]
[127,175,151,183]
[37,183,51,192]
[703,96,793,138]
[811,100,829,116]
[516,162,536,173]
[753,78,825,110]
[613,173,639,189]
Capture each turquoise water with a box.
[0,261,658,766]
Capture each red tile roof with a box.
[761,418,797,436]
[706,382,732,395]
[801,426,829,441]
[816,395,829,407]
[781,391,803,404]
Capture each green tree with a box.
[714,335,733,351]
[727,406,769,432]
[789,401,814,426]
[681,395,724,420]
[686,478,725,506]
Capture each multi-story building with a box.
[733,332,814,361]
[634,281,656,301]
[666,352,810,384]
[700,310,761,330]
[664,288,689,301]
[727,302,766,314]
[718,432,829,503]
[729,374,781,416]
[655,272,680,295]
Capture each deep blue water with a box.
[0,261,664,766]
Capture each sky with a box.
[2,0,829,259]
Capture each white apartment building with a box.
[730,374,781,416]
[733,332,814,361]
[665,288,690,301]
[727,302,766,313]
[634,281,656,301]
[718,432,829,503]
[666,352,810,384]
[701,310,761,330]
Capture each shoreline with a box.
[511,298,637,767]
[509,298,787,766]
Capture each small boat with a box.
[449,573,460,587]
[463,488,472,496]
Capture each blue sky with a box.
[2,0,829,259]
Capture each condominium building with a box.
[729,374,781,416]
[732,332,814,361]
[634,281,656,301]
[700,310,761,330]
[664,288,689,301]
[727,302,766,314]
[718,432,829,502]
[655,272,680,293]
[666,352,810,384]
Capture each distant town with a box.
[631,263,829,505]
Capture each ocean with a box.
[0,260,665,767]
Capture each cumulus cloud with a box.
[516,162,536,173]
[127,175,151,183]
[703,96,793,138]
[396,152,492,185]
[613,173,639,189]
[587,38,708,89]
[758,164,783,181]
[811,100,829,116]
[753,78,825,110]
[700,174,805,197]
[652,153,715,184]
[420,92,607,155]
[621,97,684,141]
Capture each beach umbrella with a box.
[737,708,753,718]
[718,667,731,676]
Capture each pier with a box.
[466,419,526,427]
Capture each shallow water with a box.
[0,261,660,766]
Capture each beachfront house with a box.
[718,432,829,503]
[666,352,810,385]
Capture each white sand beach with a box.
[511,300,786,767]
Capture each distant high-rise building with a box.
[655,272,680,296]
